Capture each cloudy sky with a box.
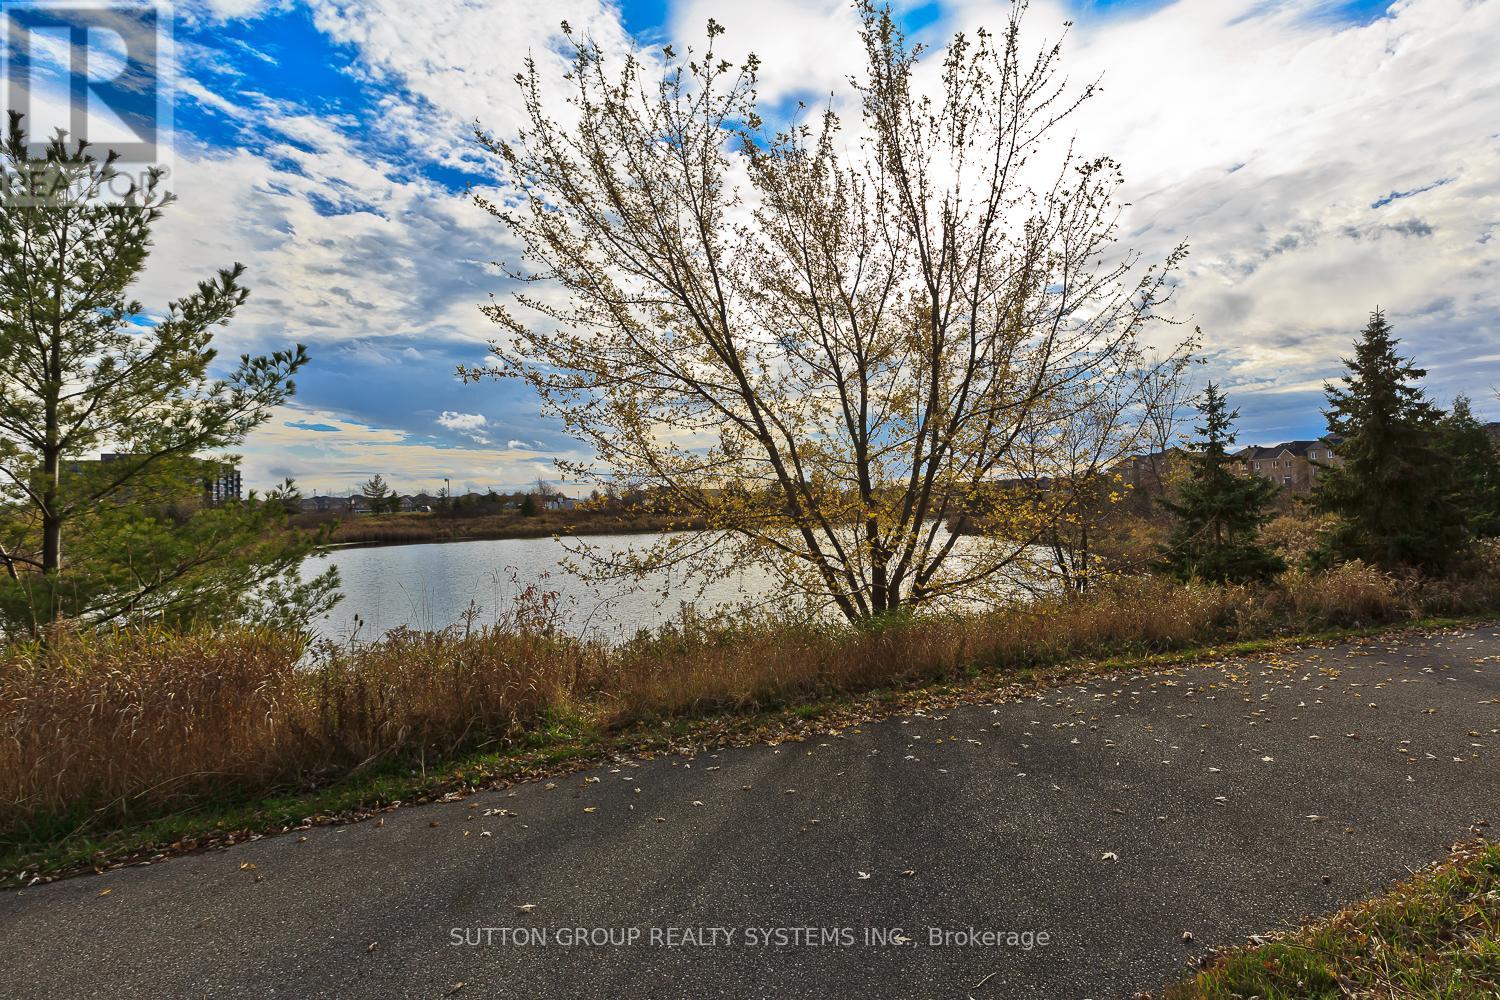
[6,0,1498,494]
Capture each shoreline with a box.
[308,515,710,551]
[317,523,695,551]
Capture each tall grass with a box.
[3,558,1497,846]
[604,577,1245,718]
[0,627,601,841]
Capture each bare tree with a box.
[1135,341,1201,507]
[466,1,1192,623]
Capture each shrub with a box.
[1259,509,1337,567]
[1273,561,1401,628]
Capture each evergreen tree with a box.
[361,473,393,513]
[0,114,338,634]
[1437,395,1500,539]
[1157,383,1285,583]
[1310,310,1464,572]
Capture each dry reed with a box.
[3,562,1495,843]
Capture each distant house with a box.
[299,495,351,514]
[397,495,417,512]
[1112,447,1189,495]
[544,495,578,511]
[1235,437,1343,492]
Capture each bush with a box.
[1259,509,1338,567]
[1274,561,1401,628]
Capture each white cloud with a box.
[199,0,280,21]
[656,0,1500,424]
[437,410,491,444]
[303,0,638,143]
[669,0,864,107]
[437,411,487,432]
[147,0,1500,495]
[990,0,1500,413]
[239,405,580,493]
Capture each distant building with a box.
[1234,437,1343,493]
[90,453,242,507]
[201,462,242,506]
[1112,448,1189,495]
[544,495,578,511]
[298,495,351,514]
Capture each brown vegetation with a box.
[299,509,704,547]
[5,551,1498,846]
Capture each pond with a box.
[305,529,1039,643]
[304,532,781,643]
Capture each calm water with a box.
[305,529,1028,643]
[304,532,782,643]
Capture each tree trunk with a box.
[41,453,60,577]
[41,227,66,619]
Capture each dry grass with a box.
[605,577,1244,718]
[314,510,698,547]
[0,627,601,840]
[3,557,1497,846]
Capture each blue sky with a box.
[5,0,1497,493]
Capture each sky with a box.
[4,0,1498,495]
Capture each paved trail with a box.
[4,626,1499,999]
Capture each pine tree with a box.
[1437,396,1500,539]
[1157,383,1285,583]
[1311,309,1464,572]
[0,114,337,634]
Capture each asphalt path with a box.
[3,625,1499,999]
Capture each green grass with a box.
[1164,842,1500,999]
[3,613,1486,888]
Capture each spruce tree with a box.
[1437,395,1500,539]
[1310,310,1463,572]
[361,474,394,513]
[1157,383,1285,583]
